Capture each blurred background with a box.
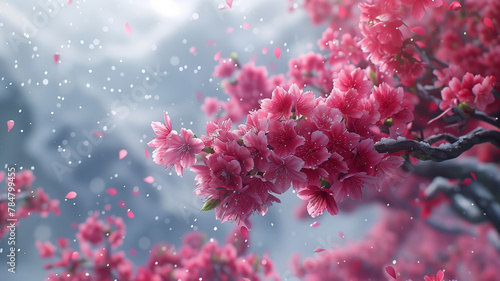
[0,1,378,279]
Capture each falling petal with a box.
[145,148,150,158]
[240,226,249,239]
[68,0,72,5]
[386,266,397,279]
[408,26,426,36]
[127,209,135,218]
[144,176,154,183]
[7,120,14,132]
[214,50,221,61]
[71,251,80,260]
[262,46,267,55]
[310,221,320,228]
[65,191,77,199]
[92,130,105,138]
[226,0,233,8]
[339,231,345,238]
[471,172,477,181]
[189,46,197,55]
[313,248,325,253]
[274,46,281,58]
[243,23,251,30]
[206,40,216,47]
[125,22,132,34]
[106,188,117,196]
[484,17,494,29]
[129,248,137,256]
[119,149,128,160]
[119,200,126,208]
[226,27,234,33]
[448,1,461,11]
[104,204,112,211]
[196,91,203,102]
[461,178,472,185]
[53,54,60,65]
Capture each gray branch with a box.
[374,128,500,162]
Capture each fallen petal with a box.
[7,120,14,132]
[119,149,128,160]
[484,17,494,29]
[144,176,154,183]
[125,22,132,34]
[385,266,397,279]
[127,209,135,218]
[106,188,117,196]
[214,50,221,61]
[274,47,281,59]
[65,191,77,199]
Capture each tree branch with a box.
[374,128,500,162]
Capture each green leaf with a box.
[200,199,220,212]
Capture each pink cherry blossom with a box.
[331,172,376,202]
[163,128,204,175]
[261,86,294,120]
[264,152,306,194]
[267,119,305,157]
[298,185,338,217]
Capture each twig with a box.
[471,111,500,129]
[374,128,500,162]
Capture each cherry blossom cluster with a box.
[0,170,60,238]
[204,58,286,122]
[38,212,278,281]
[149,66,415,228]
[291,209,499,281]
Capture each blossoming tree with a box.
[147,0,500,280]
[2,0,495,280]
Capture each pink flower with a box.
[424,270,445,281]
[331,172,376,202]
[213,58,237,78]
[201,96,220,117]
[202,119,236,147]
[267,119,305,157]
[473,75,496,111]
[403,0,442,20]
[36,241,56,258]
[163,128,204,176]
[319,152,348,183]
[289,83,316,118]
[261,86,294,120]
[77,212,104,245]
[372,83,404,120]
[243,131,271,171]
[334,68,372,98]
[349,139,382,175]
[148,112,173,165]
[207,155,243,191]
[440,73,496,112]
[295,130,331,169]
[310,104,343,131]
[298,185,338,217]
[326,88,363,118]
[264,153,306,194]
